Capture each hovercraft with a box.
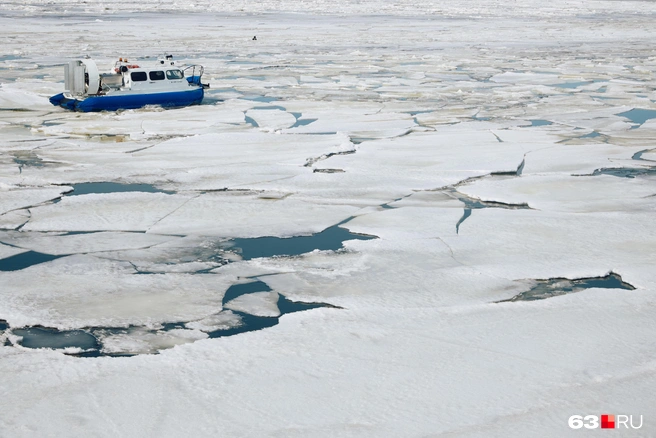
[49,55,209,112]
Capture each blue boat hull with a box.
[49,88,204,112]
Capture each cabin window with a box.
[130,72,147,82]
[149,71,165,81]
[166,69,184,80]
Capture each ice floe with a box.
[0,230,178,255]
[224,291,281,317]
[147,191,362,238]
[0,186,69,215]
[22,192,194,232]
[0,255,234,329]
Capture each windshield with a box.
[166,70,184,80]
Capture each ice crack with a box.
[304,150,355,168]
[446,188,531,234]
[496,272,635,302]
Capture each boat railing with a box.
[182,64,209,88]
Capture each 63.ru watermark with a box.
[568,415,643,430]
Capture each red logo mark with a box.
[601,414,615,429]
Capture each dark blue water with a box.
[242,95,277,103]
[66,182,174,196]
[253,105,287,111]
[455,209,472,234]
[408,110,435,116]
[222,280,271,305]
[579,131,602,139]
[617,108,656,126]
[277,294,334,314]
[530,120,552,127]
[291,118,317,128]
[497,272,634,302]
[632,150,646,160]
[244,116,259,127]
[379,195,410,210]
[203,312,277,338]
[0,319,8,347]
[516,158,526,176]
[230,224,376,260]
[208,284,338,339]
[453,190,530,234]
[632,149,655,162]
[0,251,64,271]
[13,327,101,351]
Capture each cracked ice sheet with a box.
[94,235,238,274]
[605,127,656,148]
[516,143,648,175]
[25,131,354,191]
[1,288,654,437]
[0,211,31,230]
[1,5,656,438]
[249,194,655,305]
[148,191,362,237]
[443,208,656,288]
[457,174,656,213]
[245,108,296,131]
[0,242,27,259]
[294,125,531,198]
[22,192,194,232]
[281,101,416,138]
[533,106,635,133]
[213,201,526,308]
[0,255,235,329]
[0,231,179,256]
[0,139,170,187]
[239,124,554,204]
[0,186,69,216]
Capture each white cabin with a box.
[65,57,203,97]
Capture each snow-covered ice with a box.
[1,0,655,436]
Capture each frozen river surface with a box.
[1,1,655,436]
